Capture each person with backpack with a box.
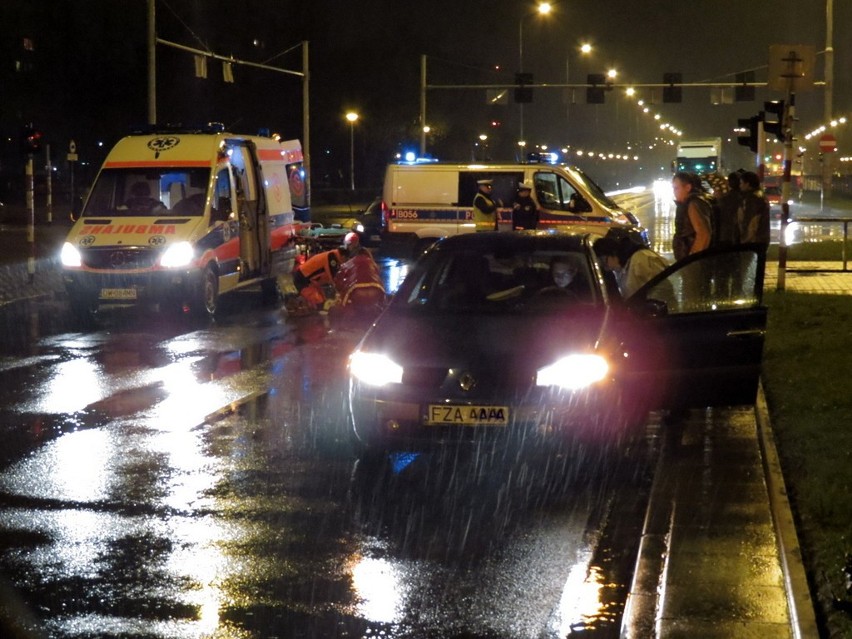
[738,171,770,248]
[671,171,713,261]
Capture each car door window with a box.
[637,246,764,314]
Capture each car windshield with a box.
[82,167,211,217]
[392,245,598,314]
[764,186,781,196]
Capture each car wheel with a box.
[193,265,218,317]
[261,275,286,304]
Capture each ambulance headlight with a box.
[536,354,609,390]
[160,241,195,268]
[60,242,82,268]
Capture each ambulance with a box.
[60,124,308,317]
[381,160,646,254]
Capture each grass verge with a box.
[763,290,852,636]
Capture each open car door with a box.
[617,244,768,410]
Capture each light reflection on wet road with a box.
[0,205,666,638]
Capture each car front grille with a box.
[402,366,449,388]
[81,247,159,270]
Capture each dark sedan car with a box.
[344,197,384,247]
[348,231,767,454]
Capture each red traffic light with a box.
[21,126,43,154]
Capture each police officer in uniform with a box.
[512,181,539,230]
[472,179,500,231]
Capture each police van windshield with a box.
[82,168,211,217]
[569,167,620,210]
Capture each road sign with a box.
[767,44,815,93]
[819,134,837,153]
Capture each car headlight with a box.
[349,351,403,387]
[60,242,82,268]
[160,241,195,268]
[536,354,609,390]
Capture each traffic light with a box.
[20,125,42,154]
[586,73,606,104]
[514,72,533,103]
[737,115,761,153]
[663,72,682,103]
[763,100,786,141]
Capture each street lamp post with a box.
[345,111,358,191]
[518,2,552,143]
[566,42,592,120]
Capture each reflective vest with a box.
[472,192,498,231]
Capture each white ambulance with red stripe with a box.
[60,124,308,317]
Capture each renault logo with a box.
[458,372,477,392]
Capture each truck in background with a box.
[674,138,723,175]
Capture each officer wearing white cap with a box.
[512,180,540,230]
[472,179,500,232]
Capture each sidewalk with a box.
[764,260,852,294]
[621,389,819,638]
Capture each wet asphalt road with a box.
[0,284,656,638]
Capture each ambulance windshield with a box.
[83,168,211,217]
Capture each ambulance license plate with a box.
[425,404,509,426]
[100,287,137,300]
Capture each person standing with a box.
[714,172,743,246]
[511,181,539,230]
[671,171,713,261]
[472,179,500,232]
[738,171,770,248]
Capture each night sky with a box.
[2,0,848,193]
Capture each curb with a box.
[619,418,675,638]
[755,381,821,638]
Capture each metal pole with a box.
[147,0,156,124]
[823,0,834,197]
[420,54,427,157]
[45,144,52,225]
[518,20,524,143]
[25,154,35,282]
[302,41,311,210]
[777,94,796,293]
[349,122,355,191]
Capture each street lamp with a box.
[518,2,553,142]
[345,111,358,190]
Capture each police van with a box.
[60,124,308,317]
[381,160,645,253]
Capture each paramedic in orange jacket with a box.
[292,232,360,309]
